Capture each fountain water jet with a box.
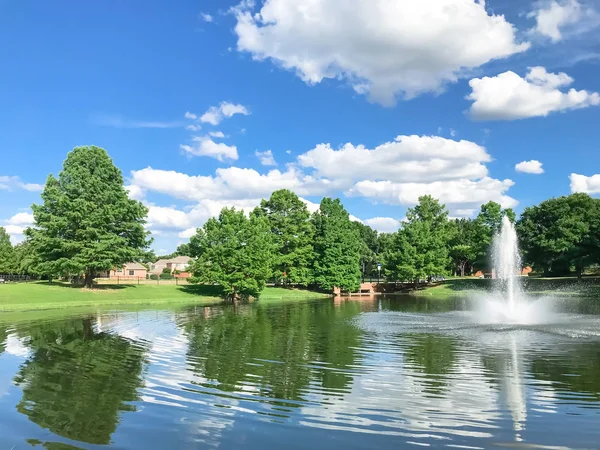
[493,215,523,317]
[475,216,555,324]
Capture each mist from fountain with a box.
[476,216,555,324]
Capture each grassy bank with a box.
[416,276,600,298]
[0,282,329,312]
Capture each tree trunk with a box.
[84,272,95,289]
[460,262,466,278]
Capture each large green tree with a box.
[385,196,451,285]
[517,193,600,276]
[448,218,480,277]
[189,207,274,300]
[353,222,379,280]
[26,146,151,288]
[258,189,314,286]
[0,226,15,273]
[311,198,361,292]
[474,201,515,270]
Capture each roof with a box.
[124,262,147,271]
[168,256,192,264]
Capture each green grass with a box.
[0,282,329,312]
[416,276,600,298]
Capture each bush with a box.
[159,273,174,280]
[149,274,158,280]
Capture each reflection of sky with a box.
[1,306,599,449]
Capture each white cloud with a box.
[467,67,600,120]
[298,135,490,184]
[200,102,250,125]
[255,150,277,166]
[129,166,328,203]
[181,137,239,161]
[125,184,145,201]
[92,114,182,129]
[364,217,401,233]
[528,0,584,42]
[7,212,34,225]
[147,206,192,230]
[184,112,198,120]
[200,12,214,23]
[348,177,518,212]
[0,176,43,192]
[515,160,545,174]
[234,0,528,105]
[570,173,600,193]
[178,228,198,239]
[209,131,225,138]
[186,124,202,132]
[450,128,457,137]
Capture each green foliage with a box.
[353,222,380,278]
[0,226,15,273]
[149,274,159,280]
[189,207,274,300]
[311,198,361,292]
[448,218,481,277]
[26,146,151,287]
[258,189,314,285]
[161,267,172,275]
[517,193,600,276]
[473,201,515,270]
[385,196,451,283]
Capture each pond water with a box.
[0,296,599,449]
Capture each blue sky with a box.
[1,0,600,254]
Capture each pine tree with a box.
[26,146,150,287]
[259,189,314,286]
[312,198,361,292]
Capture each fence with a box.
[0,274,36,283]
[95,277,192,286]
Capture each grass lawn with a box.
[0,282,329,312]
[417,276,600,298]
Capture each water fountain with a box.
[478,215,553,324]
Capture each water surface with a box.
[0,296,599,449]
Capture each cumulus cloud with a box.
[467,67,600,120]
[200,13,213,23]
[570,173,600,193]
[2,211,34,243]
[528,0,586,42]
[515,160,545,174]
[298,135,490,184]
[364,217,401,233]
[178,228,198,239]
[234,0,528,105]
[6,212,34,225]
[209,131,225,138]
[129,166,328,203]
[255,150,277,166]
[0,176,43,192]
[348,177,518,214]
[181,137,239,161]
[200,102,250,125]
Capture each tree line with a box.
[1,146,599,296]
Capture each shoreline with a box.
[0,282,330,312]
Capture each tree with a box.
[26,146,151,288]
[13,241,40,276]
[353,222,379,280]
[448,218,480,277]
[517,193,600,276]
[311,198,361,292]
[0,227,15,273]
[474,201,515,271]
[258,189,314,286]
[189,207,274,300]
[386,196,451,286]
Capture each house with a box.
[101,262,148,280]
[149,256,192,276]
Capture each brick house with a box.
[149,256,192,276]
[101,262,148,280]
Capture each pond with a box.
[0,295,599,449]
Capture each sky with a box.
[1,0,600,254]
